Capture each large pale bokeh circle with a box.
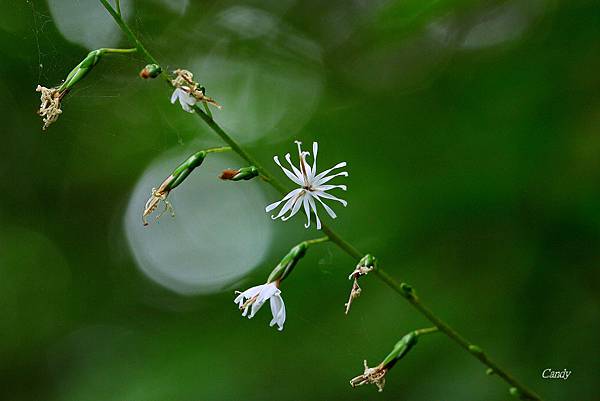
[124,147,273,295]
[48,0,133,49]
[188,6,324,143]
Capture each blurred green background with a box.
[1,0,599,399]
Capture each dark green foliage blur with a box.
[1,0,598,400]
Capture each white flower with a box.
[170,87,196,113]
[234,282,286,331]
[266,141,348,229]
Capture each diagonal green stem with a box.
[304,236,329,246]
[99,47,136,54]
[204,146,232,154]
[98,2,543,400]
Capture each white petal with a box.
[265,188,301,213]
[308,195,322,230]
[271,190,304,220]
[312,162,347,184]
[316,184,347,192]
[180,101,194,113]
[303,196,311,228]
[277,296,286,330]
[313,193,337,218]
[311,142,318,179]
[313,190,347,207]
[270,294,286,331]
[313,171,348,187]
[284,153,304,182]
[269,295,281,322]
[275,156,303,186]
[234,284,264,304]
[171,88,197,113]
[249,299,265,318]
[301,151,312,180]
[281,194,304,221]
[170,88,179,104]
[257,282,279,303]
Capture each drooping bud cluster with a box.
[219,166,259,181]
[345,254,377,314]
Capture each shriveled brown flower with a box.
[171,69,221,109]
[143,175,175,226]
[345,260,374,314]
[36,85,65,130]
[350,360,387,392]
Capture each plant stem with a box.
[414,326,439,337]
[99,3,543,400]
[304,236,329,246]
[205,146,232,154]
[100,47,137,54]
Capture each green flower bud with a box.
[400,282,416,299]
[167,151,207,190]
[360,254,377,269]
[468,344,484,357]
[267,242,308,283]
[381,331,418,368]
[139,63,162,79]
[59,49,105,91]
[219,166,259,181]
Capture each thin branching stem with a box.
[304,236,329,246]
[98,2,543,400]
[414,326,439,337]
[204,146,232,154]
[99,47,136,54]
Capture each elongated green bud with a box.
[219,166,259,181]
[267,242,308,283]
[59,49,105,91]
[381,332,418,368]
[167,151,207,190]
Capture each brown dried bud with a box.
[139,64,162,79]
[219,169,239,180]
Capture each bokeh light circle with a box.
[124,147,273,295]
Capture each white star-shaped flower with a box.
[266,141,347,229]
[170,87,196,113]
[234,282,286,331]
